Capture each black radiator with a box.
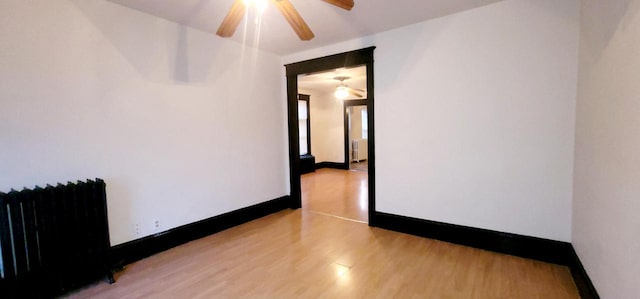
[0,179,113,298]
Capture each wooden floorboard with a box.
[67,169,579,298]
[302,168,368,222]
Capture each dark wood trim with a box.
[568,246,600,299]
[372,211,600,298]
[297,94,312,156]
[343,99,368,170]
[286,75,302,209]
[314,162,348,170]
[365,53,376,224]
[285,47,376,220]
[110,196,290,268]
[285,47,376,76]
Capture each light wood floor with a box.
[302,168,368,222]
[67,170,579,298]
[350,161,368,172]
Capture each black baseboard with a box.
[372,211,599,298]
[567,246,600,299]
[315,162,348,170]
[372,212,571,264]
[110,196,290,268]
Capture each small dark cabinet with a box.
[300,154,316,174]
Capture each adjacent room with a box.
[298,65,369,223]
[1,0,638,298]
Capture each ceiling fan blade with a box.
[216,0,247,38]
[272,0,315,40]
[321,0,354,11]
[352,87,366,93]
[348,89,363,98]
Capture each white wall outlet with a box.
[135,223,141,236]
[154,220,160,229]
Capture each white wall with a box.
[300,89,345,163]
[285,0,580,241]
[0,0,288,245]
[573,0,640,297]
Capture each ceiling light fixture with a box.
[334,86,349,100]
[332,76,364,100]
[242,0,268,13]
[217,0,355,41]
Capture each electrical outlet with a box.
[135,223,141,236]
[154,220,160,229]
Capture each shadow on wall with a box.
[175,26,190,82]
[581,0,639,61]
[69,0,237,85]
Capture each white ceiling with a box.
[299,65,366,95]
[108,0,504,55]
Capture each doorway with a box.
[297,67,368,222]
[344,100,368,172]
[284,47,376,224]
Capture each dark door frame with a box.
[284,46,377,224]
[343,99,368,170]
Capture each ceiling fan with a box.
[216,0,355,41]
[334,76,365,99]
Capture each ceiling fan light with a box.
[335,86,349,100]
[256,0,268,13]
[243,0,267,12]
